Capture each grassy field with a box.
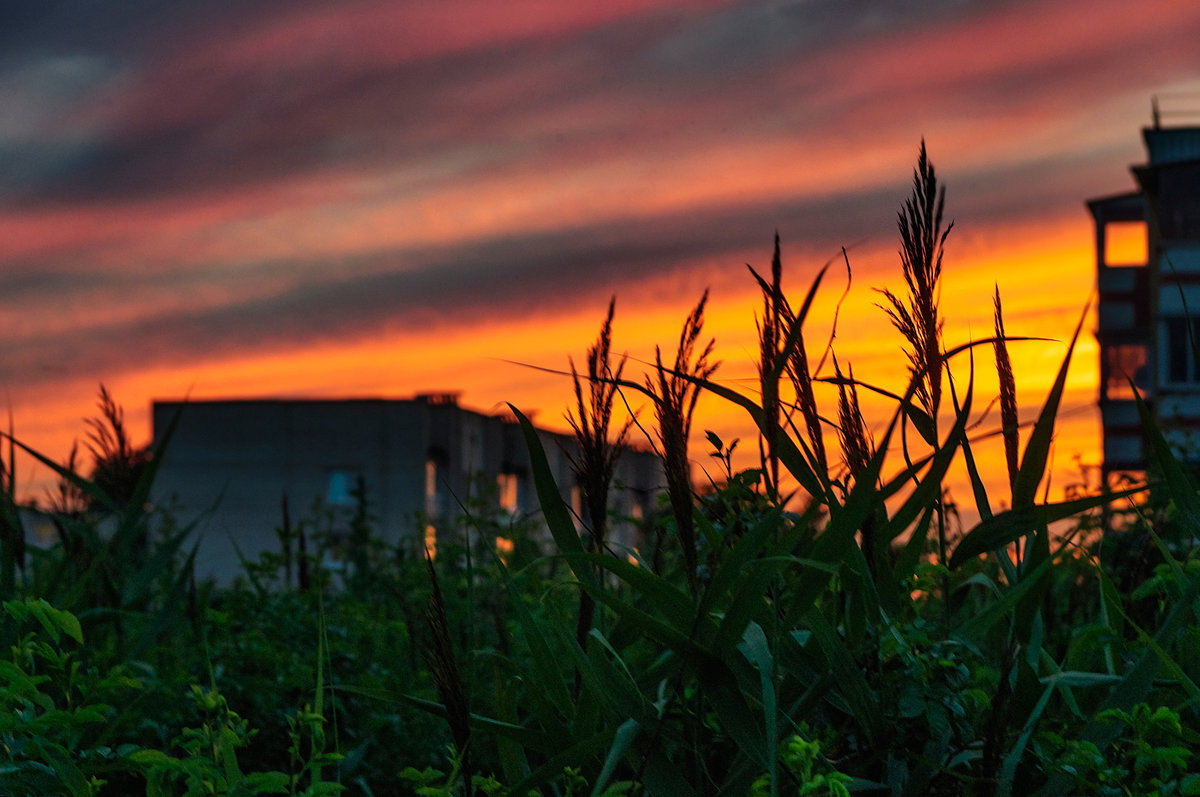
[1,144,1198,796]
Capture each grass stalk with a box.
[878,140,954,620]
[423,545,472,788]
[566,298,632,659]
[646,290,719,595]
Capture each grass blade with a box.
[1012,302,1088,508]
[740,621,778,797]
[508,405,598,592]
[591,718,640,797]
[949,488,1141,569]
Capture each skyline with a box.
[3,0,1200,502]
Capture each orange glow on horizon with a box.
[8,212,1102,525]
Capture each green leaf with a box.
[495,560,574,725]
[956,553,1059,641]
[1134,383,1200,537]
[790,403,898,614]
[507,405,597,591]
[802,607,880,750]
[1036,477,1200,796]
[662,373,827,499]
[881,355,974,540]
[741,621,777,797]
[893,506,933,583]
[997,682,1055,797]
[698,654,769,769]
[570,629,647,723]
[590,719,640,797]
[563,552,695,635]
[1012,302,1088,508]
[504,730,619,796]
[5,433,118,513]
[130,749,175,765]
[1037,671,1122,688]
[42,744,93,797]
[949,488,1141,569]
[244,771,291,793]
[642,747,699,797]
[25,598,84,646]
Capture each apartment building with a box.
[151,394,662,583]
[1091,107,1200,481]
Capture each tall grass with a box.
[2,144,1197,797]
[426,143,1197,796]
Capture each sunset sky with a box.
[3,0,1200,506]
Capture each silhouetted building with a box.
[1091,105,1200,481]
[151,394,662,583]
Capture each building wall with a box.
[151,397,663,583]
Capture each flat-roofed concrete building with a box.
[151,394,662,583]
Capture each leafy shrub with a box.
[1,598,142,795]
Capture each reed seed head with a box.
[993,285,1020,494]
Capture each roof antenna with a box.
[1152,95,1161,129]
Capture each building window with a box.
[570,485,583,528]
[424,524,437,559]
[425,446,449,518]
[495,536,514,563]
[1164,317,1200,384]
[461,424,483,482]
[425,459,439,517]
[497,472,518,513]
[326,470,358,507]
[1103,221,1147,266]
[1102,343,1148,401]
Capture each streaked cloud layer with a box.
[2,0,1199,499]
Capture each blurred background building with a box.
[1091,99,1200,483]
[151,394,662,583]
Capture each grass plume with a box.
[647,290,719,593]
[993,285,1020,498]
[566,296,631,552]
[877,140,952,423]
[833,353,872,484]
[85,385,150,510]
[749,234,828,497]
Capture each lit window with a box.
[570,485,582,520]
[497,472,518,513]
[1104,221,1147,266]
[424,524,437,560]
[425,459,438,517]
